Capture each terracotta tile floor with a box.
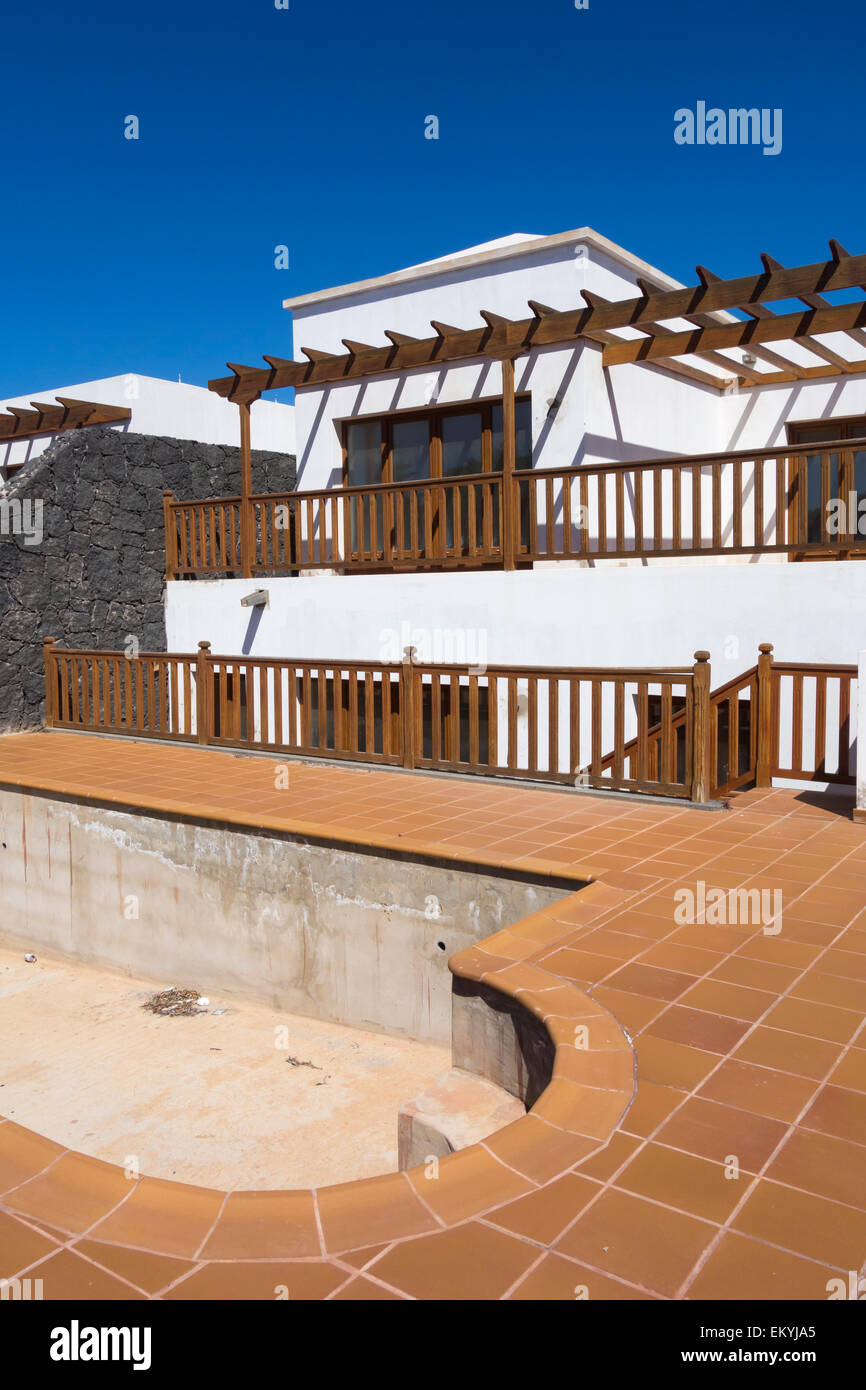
[1,731,865,1300]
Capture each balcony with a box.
[163,436,866,579]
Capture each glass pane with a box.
[441,412,483,477]
[806,453,838,543]
[346,421,383,485]
[491,400,533,470]
[792,424,845,444]
[851,450,866,544]
[346,421,383,554]
[392,419,430,482]
[392,419,430,553]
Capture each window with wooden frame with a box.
[341,398,532,560]
[342,397,532,487]
[786,415,866,557]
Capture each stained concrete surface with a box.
[1,789,567,1043]
[0,945,451,1190]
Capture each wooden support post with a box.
[691,650,712,803]
[501,356,517,571]
[238,400,255,579]
[756,641,775,787]
[43,637,57,728]
[401,645,417,769]
[163,490,177,581]
[196,640,213,745]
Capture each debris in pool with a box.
[24,953,37,964]
[142,987,210,1017]
[286,1056,322,1070]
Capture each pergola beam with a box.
[602,298,866,367]
[208,247,866,400]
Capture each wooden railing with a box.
[600,644,856,798]
[407,657,698,796]
[163,436,866,578]
[164,472,505,578]
[770,661,857,784]
[44,642,201,741]
[43,640,705,799]
[516,437,866,563]
[43,640,856,800]
[164,495,244,577]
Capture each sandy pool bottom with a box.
[0,944,451,1189]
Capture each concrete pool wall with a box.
[0,788,570,1045]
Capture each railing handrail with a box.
[49,648,197,661]
[771,661,857,675]
[49,644,696,682]
[207,653,400,672]
[167,494,243,509]
[167,470,504,511]
[409,662,694,678]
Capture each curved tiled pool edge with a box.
[0,879,635,1287]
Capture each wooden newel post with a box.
[691,650,712,803]
[163,490,177,582]
[501,356,517,572]
[756,642,775,787]
[43,637,57,728]
[238,400,255,579]
[401,645,417,769]
[196,641,213,746]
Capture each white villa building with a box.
[37,228,866,806]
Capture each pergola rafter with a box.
[208,243,866,403]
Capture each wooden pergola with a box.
[207,241,866,570]
[0,397,132,477]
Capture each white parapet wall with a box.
[166,561,866,683]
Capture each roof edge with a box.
[281,227,687,313]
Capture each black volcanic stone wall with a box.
[0,427,296,733]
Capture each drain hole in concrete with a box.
[437,941,447,951]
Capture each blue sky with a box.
[1,0,863,397]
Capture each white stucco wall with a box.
[166,564,866,680]
[721,376,866,451]
[0,374,295,475]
